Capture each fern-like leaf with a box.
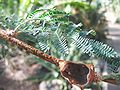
[73,36,120,73]
[52,29,69,54]
[37,42,50,53]
[26,9,71,26]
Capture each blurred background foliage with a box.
[0,0,120,90]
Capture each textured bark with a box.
[0,29,61,66]
[0,29,118,90]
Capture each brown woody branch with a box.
[0,29,62,66]
[0,29,96,90]
[0,29,118,89]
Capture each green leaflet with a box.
[26,9,70,25]
[0,13,19,30]
[27,9,70,19]
[52,29,69,54]
[73,36,120,73]
[40,9,68,18]
[49,16,69,24]
[37,42,50,53]
[27,9,44,18]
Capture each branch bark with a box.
[0,29,62,66]
[0,29,119,88]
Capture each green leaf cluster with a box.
[0,9,120,86]
[14,9,120,73]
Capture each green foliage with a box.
[26,9,70,23]
[0,3,120,89]
[73,36,120,73]
[0,12,20,30]
[0,8,120,73]
[54,1,107,42]
[9,9,119,73]
[15,9,80,56]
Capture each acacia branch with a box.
[0,29,119,88]
[0,29,62,66]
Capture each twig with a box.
[0,29,119,90]
[0,29,62,66]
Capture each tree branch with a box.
[0,29,119,89]
[0,29,62,66]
